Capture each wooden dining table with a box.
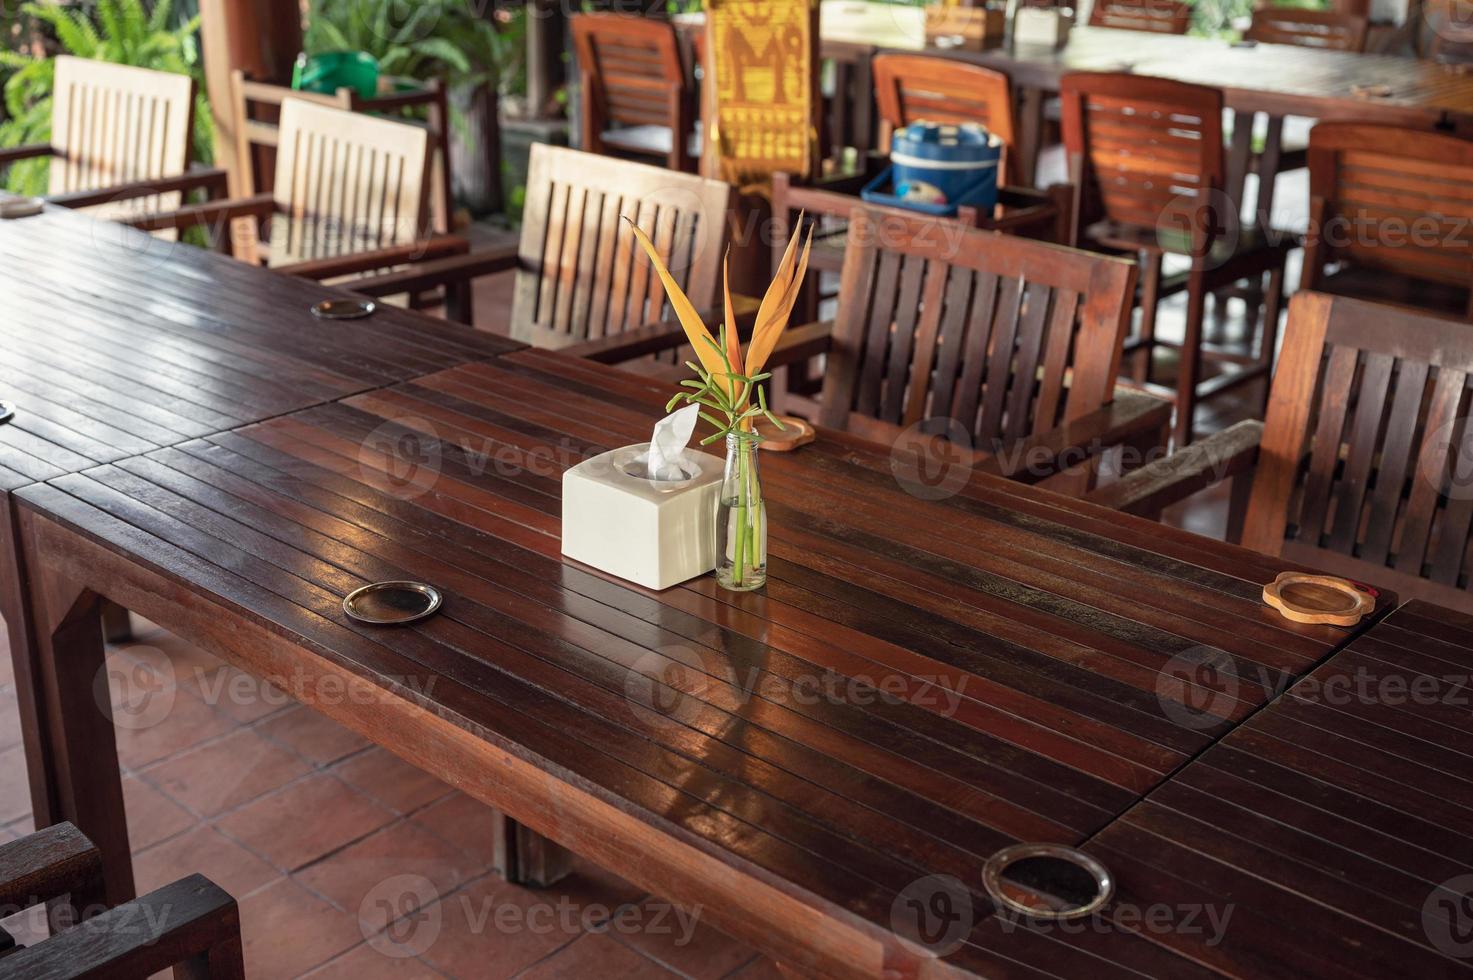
[11,342,1401,977]
[810,17,1473,213]
[0,201,519,850]
[1086,599,1473,978]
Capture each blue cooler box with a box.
[863,122,1002,215]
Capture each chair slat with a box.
[1396,366,1467,577]
[1327,351,1394,555]
[881,253,928,423]
[1360,359,1430,565]
[1296,344,1360,547]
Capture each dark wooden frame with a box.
[0,823,243,979]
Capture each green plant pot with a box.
[293,51,379,99]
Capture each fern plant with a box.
[304,0,510,95]
[0,0,212,196]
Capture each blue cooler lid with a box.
[890,122,1001,167]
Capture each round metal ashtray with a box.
[982,843,1114,921]
[311,299,377,320]
[0,197,44,220]
[0,401,13,425]
[342,581,442,625]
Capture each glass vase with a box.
[716,431,766,591]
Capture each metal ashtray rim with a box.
[981,842,1114,921]
[0,197,45,219]
[311,298,377,320]
[342,581,443,625]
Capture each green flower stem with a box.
[732,444,747,586]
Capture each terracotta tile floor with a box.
[0,169,1305,973]
[0,617,784,978]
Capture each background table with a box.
[0,203,519,847]
[1084,599,1473,977]
[824,24,1473,199]
[13,348,1389,978]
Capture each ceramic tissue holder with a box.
[561,443,724,590]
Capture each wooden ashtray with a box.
[1262,572,1375,627]
[755,415,816,452]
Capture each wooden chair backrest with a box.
[1304,122,1473,293]
[870,53,1016,186]
[1244,8,1368,50]
[265,99,431,268]
[229,70,451,234]
[1088,0,1192,33]
[817,206,1136,449]
[1059,72,1224,245]
[511,143,732,349]
[1245,290,1473,612]
[49,56,195,218]
[571,13,691,171]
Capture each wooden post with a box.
[526,0,567,120]
[198,0,303,194]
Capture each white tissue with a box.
[646,404,701,481]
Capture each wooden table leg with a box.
[0,497,62,833]
[491,810,573,888]
[100,601,133,644]
[22,533,134,908]
[1017,86,1044,189]
[1225,109,1254,219]
[851,51,875,157]
[1253,115,1285,230]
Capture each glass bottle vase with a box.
[716,431,766,591]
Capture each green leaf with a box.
[148,0,175,33]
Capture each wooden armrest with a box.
[274,235,470,281]
[980,389,1175,484]
[2,874,242,980]
[345,242,521,296]
[560,295,763,364]
[1087,419,1264,515]
[47,168,231,210]
[0,824,101,912]
[126,193,275,234]
[763,319,835,371]
[0,144,53,167]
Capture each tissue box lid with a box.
[565,443,724,501]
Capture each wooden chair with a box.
[1423,0,1473,62]
[229,70,454,236]
[146,131,735,353]
[1088,0,1192,33]
[571,13,696,173]
[870,53,1018,186]
[1060,72,1292,447]
[1301,122,1473,319]
[599,205,1170,484]
[0,56,227,224]
[0,823,243,978]
[1244,7,1369,49]
[1092,290,1473,613]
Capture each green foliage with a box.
[0,0,212,196]
[303,0,514,92]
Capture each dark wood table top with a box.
[13,348,1389,977]
[0,203,519,494]
[1082,599,1473,978]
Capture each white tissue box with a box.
[561,443,725,590]
[1013,8,1072,47]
